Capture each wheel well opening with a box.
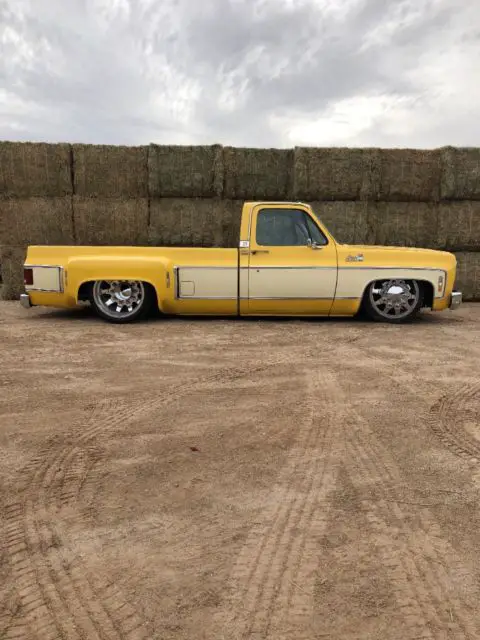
[144,282,159,311]
[77,280,159,308]
[420,280,434,309]
[78,281,94,301]
[360,278,434,308]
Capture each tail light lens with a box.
[23,268,33,286]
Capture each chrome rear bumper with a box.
[20,293,31,309]
[449,291,462,310]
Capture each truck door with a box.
[246,204,338,315]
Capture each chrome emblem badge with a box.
[346,254,364,262]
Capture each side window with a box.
[256,208,327,246]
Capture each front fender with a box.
[336,245,457,301]
[336,267,447,301]
[66,255,174,311]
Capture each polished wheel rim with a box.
[369,279,420,319]
[93,280,144,318]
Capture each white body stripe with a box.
[336,267,446,299]
[248,267,336,299]
[177,267,237,299]
[174,265,446,301]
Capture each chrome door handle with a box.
[251,250,270,255]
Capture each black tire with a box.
[362,279,424,324]
[89,280,154,324]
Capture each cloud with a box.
[0,0,478,147]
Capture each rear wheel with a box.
[363,279,424,324]
[90,280,153,323]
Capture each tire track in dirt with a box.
[50,345,317,518]
[57,325,363,529]
[35,402,139,640]
[344,436,439,639]
[428,382,480,462]
[333,343,479,639]
[215,368,343,640]
[345,430,478,638]
[4,477,81,640]
[4,348,314,640]
[50,333,358,520]
[4,403,126,640]
[0,587,24,640]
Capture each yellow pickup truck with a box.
[21,201,462,324]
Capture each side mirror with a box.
[307,239,322,250]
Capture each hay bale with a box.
[73,144,148,198]
[436,201,480,251]
[294,147,380,201]
[454,252,480,300]
[440,147,480,200]
[369,202,438,248]
[148,145,222,198]
[0,246,27,300]
[376,149,441,202]
[223,147,294,200]
[0,142,72,197]
[309,201,375,245]
[148,198,242,248]
[0,197,74,246]
[73,197,149,245]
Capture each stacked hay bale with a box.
[72,144,149,245]
[1,141,479,302]
[222,146,294,201]
[294,146,480,300]
[438,148,480,299]
[147,144,239,247]
[0,142,74,299]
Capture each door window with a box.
[256,208,327,247]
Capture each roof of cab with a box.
[244,201,311,207]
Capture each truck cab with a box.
[237,202,338,316]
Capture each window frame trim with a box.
[254,206,330,248]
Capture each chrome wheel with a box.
[368,279,420,320]
[92,280,145,319]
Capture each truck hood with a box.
[340,244,451,257]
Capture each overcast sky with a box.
[0,0,478,148]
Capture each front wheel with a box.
[362,279,424,324]
[90,280,153,323]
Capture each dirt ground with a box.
[1,301,480,640]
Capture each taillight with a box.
[23,268,33,286]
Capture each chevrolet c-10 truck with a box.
[20,201,462,324]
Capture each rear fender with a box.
[66,256,173,311]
